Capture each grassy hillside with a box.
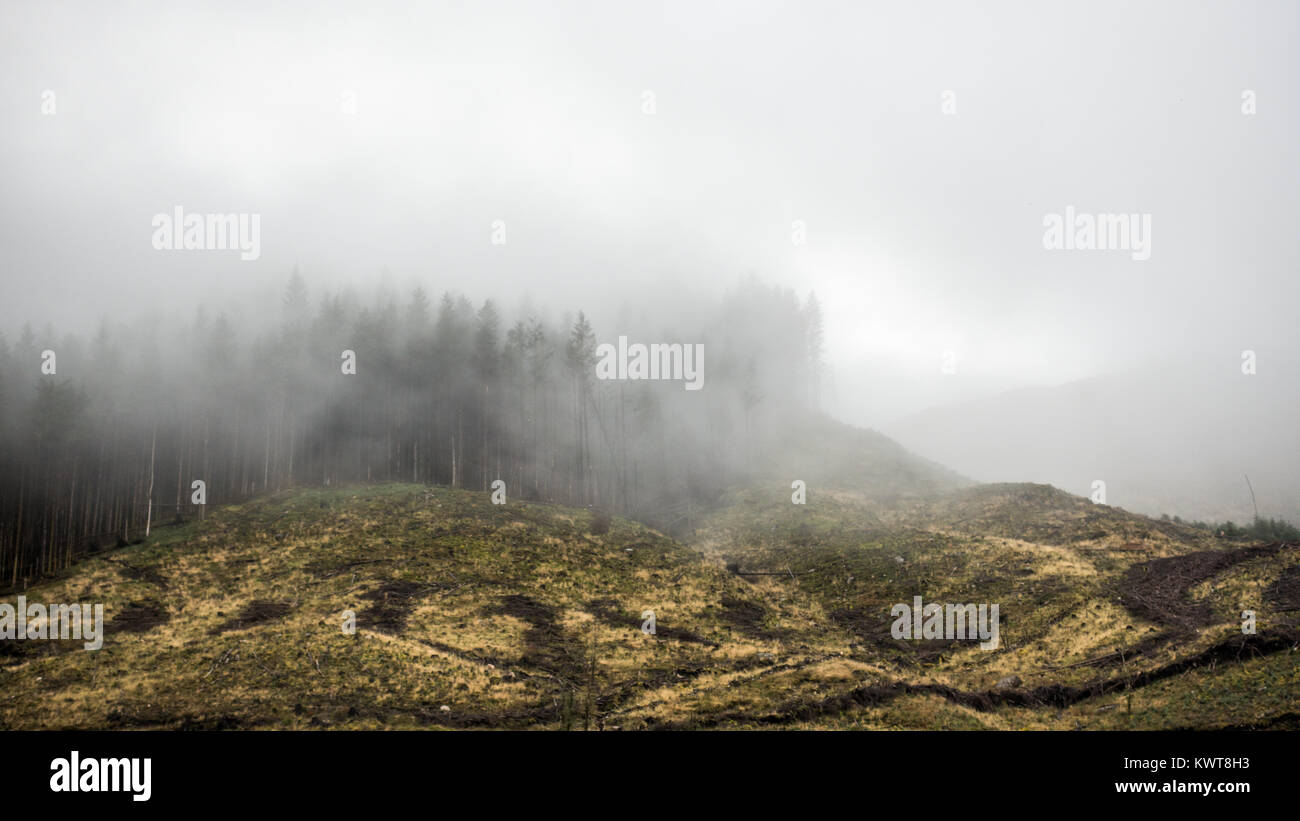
[752,412,972,498]
[0,484,845,729]
[1,482,1296,730]
[694,482,1300,728]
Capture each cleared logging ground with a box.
[0,483,1295,730]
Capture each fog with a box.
[2,0,1297,538]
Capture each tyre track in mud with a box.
[655,627,1298,728]
[1117,541,1294,633]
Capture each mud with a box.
[357,580,428,634]
[210,600,292,634]
[829,605,967,662]
[586,598,715,646]
[113,560,169,590]
[484,594,584,677]
[1118,542,1291,631]
[1267,563,1300,612]
[718,595,791,641]
[109,601,171,634]
[661,627,1298,728]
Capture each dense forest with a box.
[0,274,826,588]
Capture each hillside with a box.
[2,481,1296,730]
[694,482,1300,728]
[751,412,971,498]
[884,359,1300,524]
[0,484,844,729]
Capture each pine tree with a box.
[566,312,597,505]
[802,291,825,409]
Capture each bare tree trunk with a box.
[144,423,156,538]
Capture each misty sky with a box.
[2,0,1297,428]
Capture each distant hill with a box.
[749,411,972,498]
[884,358,1300,525]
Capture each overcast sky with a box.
[2,0,1297,426]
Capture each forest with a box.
[0,273,826,588]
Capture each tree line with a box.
[0,273,826,589]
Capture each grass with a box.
[1,481,1295,730]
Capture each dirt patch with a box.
[112,560,169,590]
[210,600,292,634]
[358,580,428,634]
[108,601,171,634]
[1267,564,1300,612]
[0,639,57,665]
[829,605,968,662]
[719,596,789,641]
[1118,542,1290,631]
[484,594,581,676]
[586,598,715,646]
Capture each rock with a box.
[994,675,1022,690]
